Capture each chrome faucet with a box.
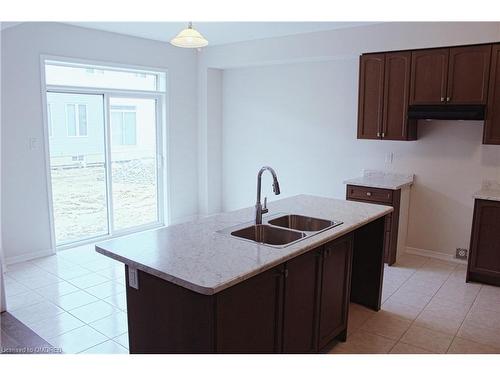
[255,166,281,225]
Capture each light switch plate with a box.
[128,267,139,289]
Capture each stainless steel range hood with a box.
[407,105,485,120]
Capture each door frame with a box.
[40,55,169,252]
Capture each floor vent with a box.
[456,248,468,260]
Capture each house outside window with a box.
[111,105,137,145]
[66,104,88,137]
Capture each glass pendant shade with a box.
[170,22,208,48]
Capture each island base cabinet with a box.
[318,236,353,349]
[125,266,215,354]
[123,223,384,354]
[215,265,285,353]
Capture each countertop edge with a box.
[343,179,413,190]
[95,206,393,295]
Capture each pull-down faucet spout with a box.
[255,166,281,225]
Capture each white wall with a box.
[199,22,500,257]
[1,22,199,263]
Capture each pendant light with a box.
[170,22,208,48]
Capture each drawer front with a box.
[347,185,393,204]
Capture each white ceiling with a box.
[67,22,377,46]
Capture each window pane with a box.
[110,112,123,145]
[78,104,87,136]
[109,97,158,230]
[47,92,109,245]
[123,112,137,145]
[45,61,163,92]
[66,104,76,136]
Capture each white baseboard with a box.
[405,246,467,265]
[5,248,55,265]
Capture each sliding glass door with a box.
[46,92,163,246]
[47,92,109,244]
[109,97,159,231]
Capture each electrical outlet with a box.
[456,248,468,260]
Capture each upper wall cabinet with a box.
[484,45,500,144]
[358,52,416,141]
[410,45,491,105]
[447,45,491,105]
[382,52,415,141]
[409,48,449,105]
[358,54,385,140]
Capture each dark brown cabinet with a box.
[358,53,385,139]
[447,45,491,104]
[282,249,322,353]
[358,52,416,141]
[318,237,353,348]
[410,48,449,105]
[410,46,491,105]
[216,264,284,353]
[467,199,500,286]
[346,185,401,265]
[382,51,416,140]
[484,45,500,144]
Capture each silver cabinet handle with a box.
[376,132,381,137]
[381,132,385,138]
[366,192,372,197]
[440,97,445,102]
[446,97,451,102]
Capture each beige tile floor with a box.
[3,244,128,354]
[3,247,500,354]
[330,254,500,354]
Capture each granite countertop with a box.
[344,169,414,190]
[96,194,392,295]
[473,180,500,202]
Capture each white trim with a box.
[39,55,57,256]
[5,248,55,266]
[405,246,467,265]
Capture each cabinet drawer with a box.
[347,185,393,204]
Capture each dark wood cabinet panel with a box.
[467,199,500,286]
[346,185,400,265]
[358,54,385,139]
[125,267,214,354]
[318,236,353,348]
[447,45,491,105]
[282,249,322,353]
[382,51,416,140]
[484,44,500,144]
[215,265,284,353]
[410,48,449,105]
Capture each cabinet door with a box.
[282,249,322,353]
[358,54,385,139]
[468,199,500,285]
[410,48,449,105]
[318,236,353,349]
[447,45,491,105]
[382,51,413,140]
[484,44,500,144]
[215,265,284,353]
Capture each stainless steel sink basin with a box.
[268,214,340,232]
[231,224,306,246]
[217,212,343,248]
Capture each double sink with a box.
[218,213,343,248]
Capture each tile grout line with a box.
[388,258,459,353]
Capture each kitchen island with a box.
[96,194,392,353]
